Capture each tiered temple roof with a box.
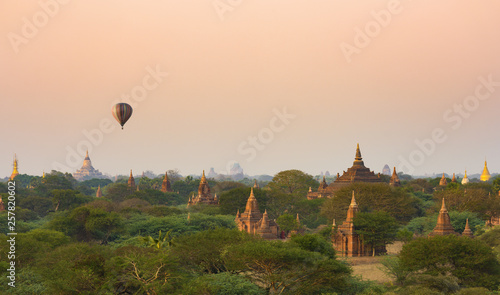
[439,173,447,186]
[188,171,218,206]
[235,188,279,239]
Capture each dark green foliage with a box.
[144,205,183,217]
[399,235,500,290]
[103,183,131,203]
[290,233,336,259]
[34,243,112,294]
[321,183,419,224]
[353,211,399,256]
[276,213,300,233]
[48,206,123,243]
[125,213,236,237]
[478,226,500,247]
[19,196,53,217]
[405,211,483,236]
[433,187,500,219]
[51,189,92,211]
[223,239,352,294]
[171,228,253,274]
[182,272,265,295]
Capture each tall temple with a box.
[307,176,329,200]
[96,185,102,198]
[451,173,457,183]
[461,170,469,185]
[480,160,491,182]
[161,172,173,192]
[9,154,19,181]
[235,188,279,239]
[73,151,104,181]
[307,144,383,199]
[439,173,447,186]
[187,170,218,206]
[128,170,136,190]
[429,198,458,236]
[389,167,401,187]
[333,192,378,256]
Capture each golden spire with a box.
[9,154,19,181]
[451,173,456,183]
[480,159,491,182]
[461,170,469,185]
[201,170,206,182]
[439,173,447,186]
[130,169,133,177]
[355,143,362,160]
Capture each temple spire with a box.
[96,185,102,198]
[429,198,456,236]
[480,159,491,182]
[9,154,19,181]
[346,191,359,222]
[461,170,469,185]
[353,143,365,166]
[462,218,473,238]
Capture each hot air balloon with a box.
[112,103,133,129]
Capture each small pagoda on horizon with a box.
[188,170,218,206]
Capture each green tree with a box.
[399,235,500,290]
[218,187,268,215]
[183,272,265,295]
[276,213,300,234]
[171,228,253,274]
[223,239,352,294]
[321,183,419,224]
[50,189,92,211]
[267,169,318,197]
[353,211,399,256]
[140,230,173,249]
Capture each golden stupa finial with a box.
[9,154,19,181]
[480,158,491,182]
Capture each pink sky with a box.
[1,1,500,178]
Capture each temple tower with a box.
[73,150,104,181]
[128,170,136,190]
[462,219,474,238]
[161,172,172,192]
[451,173,457,183]
[389,167,401,187]
[429,198,457,236]
[235,188,279,239]
[189,171,218,205]
[253,179,260,189]
[96,185,102,198]
[439,173,447,186]
[461,170,469,185]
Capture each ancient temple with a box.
[389,167,401,187]
[73,151,104,181]
[462,219,474,238]
[96,185,102,198]
[128,170,136,190]
[429,198,458,236]
[439,173,447,186]
[461,170,469,185]
[235,188,279,239]
[451,173,457,183]
[480,160,491,182]
[187,170,218,206]
[161,172,173,192]
[308,144,383,199]
[9,154,19,181]
[0,197,4,211]
[333,192,375,256]
[307,176,330,200]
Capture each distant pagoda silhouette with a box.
[161,172,173,192]
[73,151,104,181]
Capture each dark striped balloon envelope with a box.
[112,103,133,130]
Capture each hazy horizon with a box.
[2,1,500,178]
